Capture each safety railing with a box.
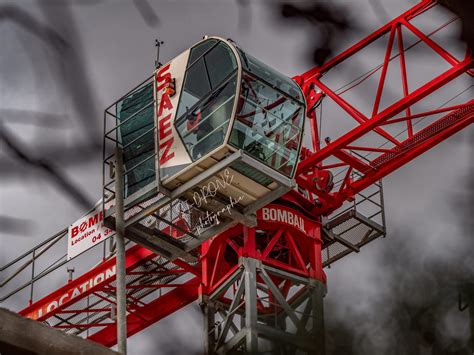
[102,74,158,218]
[0,224,119,307]
[321,170,386,267]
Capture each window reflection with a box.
[173,38,305,178]
[206,43,237,88]
[117,82,155,197]
[236,48,303,102]
[188,39,218,66]
[175,39,238,161]
[176,59,211,119]
[176,74,237,160]
[229,73,304,177]
[177,41,237,120]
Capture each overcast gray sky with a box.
[1,1,472,354]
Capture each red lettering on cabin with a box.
[159,113,172,140]
[158,93,173,117]
[159,139,175,165]
[156,64,175,166]
[156,64,171,91]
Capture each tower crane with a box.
[1,0,472,354]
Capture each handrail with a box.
[0,228,66,271]
[0,200,118,304]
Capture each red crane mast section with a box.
[1,0,472,350]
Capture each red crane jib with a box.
[293,0,473,214]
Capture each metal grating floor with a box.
[322,209,385,267]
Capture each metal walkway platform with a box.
[1,225,200,347]
[322,180,386,267]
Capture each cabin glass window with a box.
[176,59,211,119]
[175,40,238,161]
[176,73,237,161]
[188,39,218,66]
[177,40,237,120]
[230,72,304,177]
[116,81,155,197]
[237,48,303,102]
[206,43,237,87]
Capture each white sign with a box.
[67,207,114,260]
[155,47,192,181]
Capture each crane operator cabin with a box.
[116,36,306,223]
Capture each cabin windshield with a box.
[173,39,305,180]
[230,48,305,178]
[175,39,238,161]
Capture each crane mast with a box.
[1,1,472,354]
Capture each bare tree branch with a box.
[0,123,93,209]
[133,0,159,27]
[0,215,34,236]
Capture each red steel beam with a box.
[88,277,200,347]
[382,102,471,125]
[300,0,434,80]
[397,24,413,137]
[20,245,156,321]
[302,103,472,213]
[294,0,472,215]
[372,24,396,117]
[401,19,460,66]
[333,150,372,173]
[350,105,473,194]
[297,57,472,176]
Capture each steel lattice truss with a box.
[295,0,473,215]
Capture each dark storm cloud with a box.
[327,230,473,354]
[438,0,474,49]
[36,1,101,146]
[236,0,251,32]
[0,109,68,128]
[277,0,351,66]
[325,137,474,354]
[0,215,34,236]
[0,123,93,210]
[0,4,68,49]
[132,0,159,27]
[0,2,101,217]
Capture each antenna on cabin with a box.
[155,39,164,69]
